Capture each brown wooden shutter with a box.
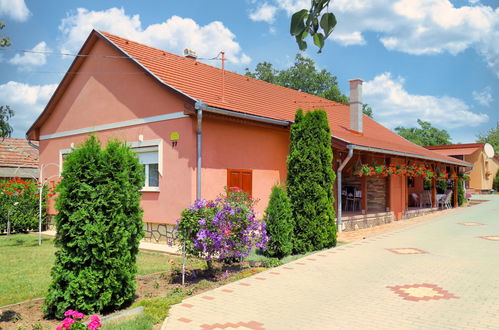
[227,169,253,197]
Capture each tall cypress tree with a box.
[287,109,336,253]
[44,136,144,318]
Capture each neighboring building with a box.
[0,138,39,179]
[26,30,469,240]
[425,143,498,192]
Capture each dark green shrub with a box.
[494,170,499,192]
[437,179,447,194]
[44,136,144,318]
[263,185,293,258]
[287,109,336,254]
[457,178,465,206]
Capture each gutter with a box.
[195,101,204,200]
[199,104,291,127]
[27,139,40,150]
[346,144,472,167]
[336,145,353,233]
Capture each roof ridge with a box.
[100,30,346,108]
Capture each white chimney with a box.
[349,78,364,133]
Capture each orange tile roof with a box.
[425,147,480,156]
[0,138,39,168]
[28,30,468,166]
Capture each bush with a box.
[457,178,465,206]
[0,178,48,233]
[437,179,447,194]
[263,185,293,258]
[287,109,336,254]
[44,136,144,319]
[494,170,499,192]
[176,189,268,266]
[260,257,282,268]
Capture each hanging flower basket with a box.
[351,163,435,178]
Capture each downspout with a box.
[336,145,354,233]
[27,139,40,150]
[195,100,205,200]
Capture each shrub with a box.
[176,189,268,267]
[260,257,282,268]
[287,109,336,254]
[44,136,144,318]
[494,170,499,192]
[437,179,447,194]
[263,185,293,258]
[457,178,465,206]
[0,178,48,233]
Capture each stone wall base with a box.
[338,211,394,232]
[403,207,438,219]
[143,222,177,245]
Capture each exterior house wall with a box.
[38,38,198,225]
[200,116,290,216]
[465,150,498,190]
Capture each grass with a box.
[102,314,156,330]
[0,233,187,306]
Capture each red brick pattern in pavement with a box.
[200,320,265,329]
[387,283,459,301]
[386,248,428,255]
[458,222,484,226]
[479,236,499,241]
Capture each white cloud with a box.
[9,41,50,69]
[363,72,489,129]
[0,81,57,137]
[0,0,30,22]
[249,0,499,77]
[59,8,250,65]
[472,87,493,106]
[249,3,278,23]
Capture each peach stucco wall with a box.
[199,116,289,217]
[465,150,499,190]
[38,36,289,224]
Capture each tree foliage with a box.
[246,54,348,104]
[0,23,13,138]
[476,123,499,153]
[395,119,451,146]
[290,0,336,52]
[287,109,336,253]
[44,136,145,319]
[0,105,14,138]
[263,185,293,259]
[0,22,10,47]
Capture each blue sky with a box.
[0,0,497,143]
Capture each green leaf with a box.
[295,36,307,51]
[313,33,325,51]
[290,9,308,36]
[320,12,337,37]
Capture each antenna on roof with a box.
[183,49,197,60]
[221,51,225,102]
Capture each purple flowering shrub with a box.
[177,189,268,266]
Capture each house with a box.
[0,138,39,179]
[425,143,498,192]
[26,30,470,241]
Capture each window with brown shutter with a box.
[227,169,253,197]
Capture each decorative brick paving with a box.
[222,289,233,293]
[479,236,499,241]
[200,321,265,329]
[178,317,192,323]
[386,248,428,255]
[181,303,194,308]
[387,283,459,301]
[458,222,484,226]
[202,296,215,300]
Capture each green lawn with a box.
[0,234,180,306]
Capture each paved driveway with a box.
[165,196,499,330]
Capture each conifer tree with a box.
[287,109,336,253]
[264,185,293,258]
[44,136,144,318]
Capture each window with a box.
[135,147,160,190]
[227,169,252,197]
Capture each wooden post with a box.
[453,167,458,208]
[385,158,391,212]
[361,176,367,214]
[432,164,437,208]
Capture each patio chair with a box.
[439,191,453,209]
[420,191,432,208]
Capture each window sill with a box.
[140,187,160,192]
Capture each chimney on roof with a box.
[184,48,197,60]
[349,78,364,133]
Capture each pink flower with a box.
[74,312,85,319]
[56,326,63,330]
[64,310,75,317]
[90,315,100,322]
[62,317,75,329]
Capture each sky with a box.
[0,0,498,143]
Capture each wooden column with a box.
[432,164,437,208]
[361,176,367,214]
[385,158,391,212]
[453,166,458,208]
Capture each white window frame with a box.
[130,139,163,192]
[58,139,163,192]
